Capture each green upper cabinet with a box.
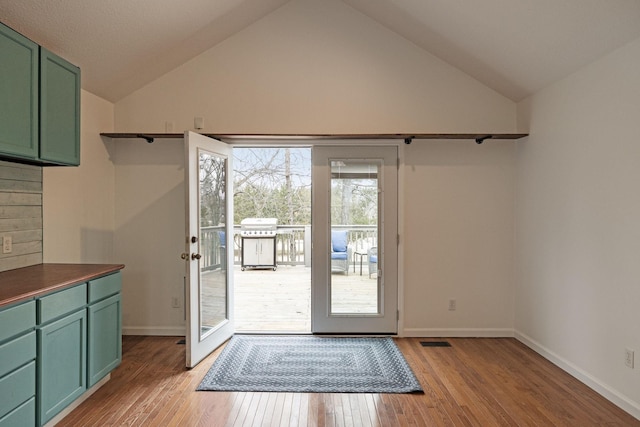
[39,48,81,166]
[0,22,39,160]
[0,21,80,166]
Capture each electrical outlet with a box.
[448,299,456,311]
[2,236,12,254]
[625,348,634,369]
[171,297,180,308]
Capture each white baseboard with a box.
[401,328,514,338]
[515,331,640,421]
[123,326,185,336]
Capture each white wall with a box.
[112,139,186,335]
[403,140,515,336]
[115,0,515,134]
[515,36,640,418]
[112,0,518,336]
[43,90,116,263]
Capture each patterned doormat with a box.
[197,335,423,393]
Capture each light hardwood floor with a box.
[58,336,638,426]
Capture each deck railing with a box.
[200,225,377,270]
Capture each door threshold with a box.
[234,331,397,337]
[235,330,312,335]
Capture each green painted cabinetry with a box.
[0,23,39,160]
[39,48,81,165]
[0,300,36,426]
[0,398,36,427]
[0,270,122,426]
[37,285,87,425]
[0,22,80,166]
[87,273,122,387]
[37,310,86,424]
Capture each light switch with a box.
[2,236,12,254]
[194,117,204,129]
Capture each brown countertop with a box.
[0,263,125,307]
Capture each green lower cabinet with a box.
[87,294,122,387]
[0,271,122,425]
[0,300,36,426]
[37,309,86,425]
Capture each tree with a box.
[233,147,311,225]
[199,152,226,227]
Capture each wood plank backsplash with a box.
[0,160,43,272]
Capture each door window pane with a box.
[199,150,227,339]
[330,159,380,314]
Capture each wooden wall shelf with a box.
[100,133,528,144]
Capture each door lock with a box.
[191,236,198,243]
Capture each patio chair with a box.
[368,247,377,278]
[331,230,351,274]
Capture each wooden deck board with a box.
[201,265,379,333]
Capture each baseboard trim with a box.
[515,331,640,421]
[123,326,184,336]
[402,328,514,338]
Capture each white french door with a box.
[311,145,398,334]
[184,131,234,368]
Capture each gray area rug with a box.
[197,335,423,393]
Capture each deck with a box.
[201,264,378,333]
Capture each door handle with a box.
[191,253,202,260]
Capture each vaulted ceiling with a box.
[2,0,639,103]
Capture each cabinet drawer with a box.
[0,397,35,427]
[38,283,86,324]
[0,361,35,420]
[88,272,121,303]
[0,300,35,343]
[0,331,36,379]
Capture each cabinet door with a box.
[242,239,260,266]
[0,23,39,160]
[260,238,275,265]
[38,310,86,425]
[87,294,121,387]
[39,48,80,165]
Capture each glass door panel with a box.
[198,151,228,338]
[330,160,380,314]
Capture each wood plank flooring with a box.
[58,336,639,426]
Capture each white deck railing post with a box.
[304,225,312,267]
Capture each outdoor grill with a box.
[240,218,278,270]
[240,217,278,237]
